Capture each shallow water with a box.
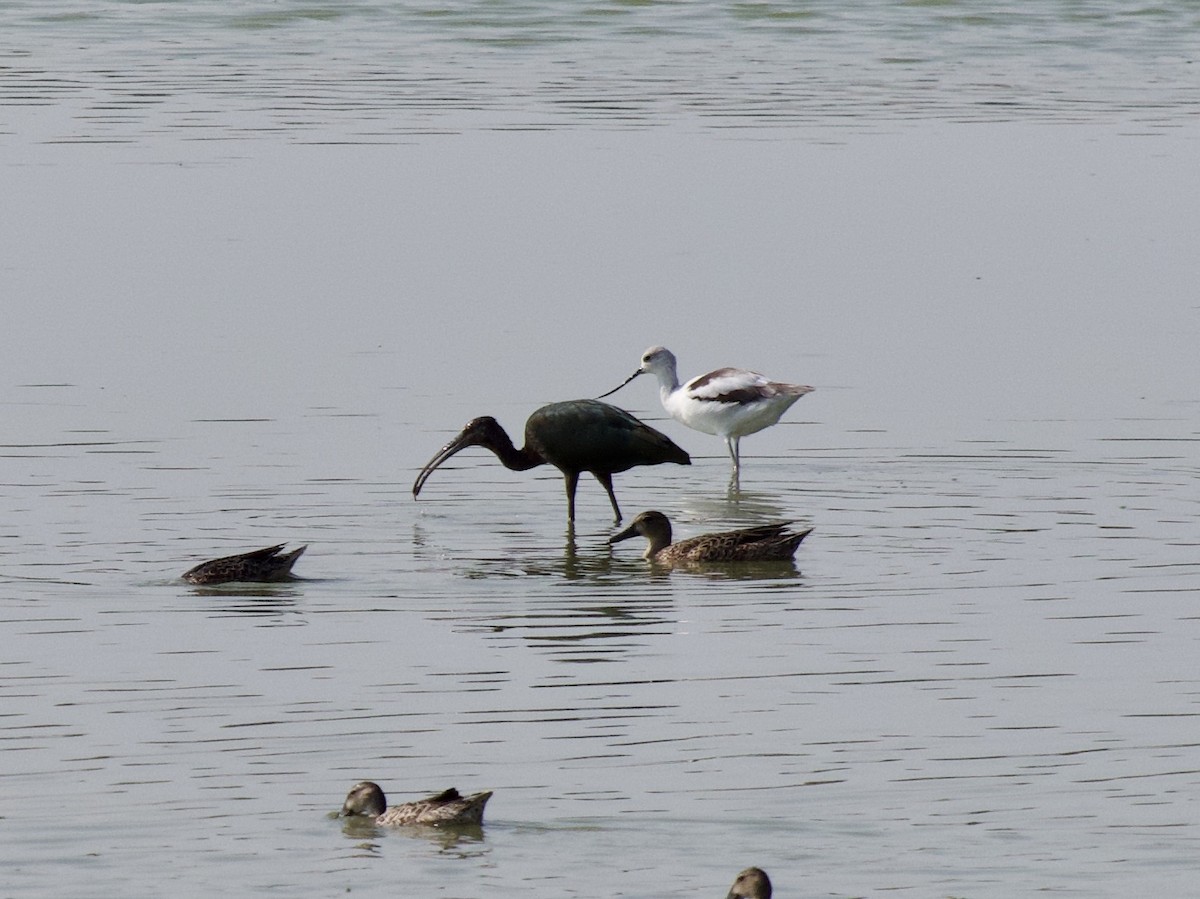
[3,3,1200,897]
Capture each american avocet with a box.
[608,510,811,563]
[726,867,772,899]
[339,781,492,827]
[181,544,306,585]
[412,399,690,524]
[600,346,813,477]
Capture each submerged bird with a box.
[608,510,811,563]
[727,867,772,899]
[339,781,492,827]
[600,346,813,477]
[181,543,306,585]
[412,399,690,524]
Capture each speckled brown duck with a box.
[726,867,772,899]
[609,510,811,563]
[339,781,492,826]
[181,543,306,585]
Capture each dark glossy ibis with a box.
[412,399,690,523]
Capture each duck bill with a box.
[596,369,643,399]
[412,432,472,496]
[607,521,640,545]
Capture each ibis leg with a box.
[594,472,622,524]
[563,471,580,522]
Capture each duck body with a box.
[609,510,811,563]
[181,543,306,585]
[413,399,689,524]
[603,346,812,475]
[727,867,772,899]
[339,781,492,826]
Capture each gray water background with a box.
[2,2,1199,897]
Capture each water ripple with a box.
[3,0,1198,144]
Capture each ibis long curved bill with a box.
[412,425,482,498]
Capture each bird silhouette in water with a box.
[413,399,689,524]
[181,544,306,585]
[726,867,772,899]
[609,510,811,563]
[600,346,812,479]
[339,781,492,826]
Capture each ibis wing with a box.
[528,400,689,474]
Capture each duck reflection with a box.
[338,813,487,854]
[185,581,304,623]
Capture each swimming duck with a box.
[600,346,813,477]
[181,543,306,585]
[609,510,811,564]
[727,867,772,899]
[339,781,492,826]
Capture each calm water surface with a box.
[2,3,1199,897]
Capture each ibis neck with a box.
[490,435,544,472]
